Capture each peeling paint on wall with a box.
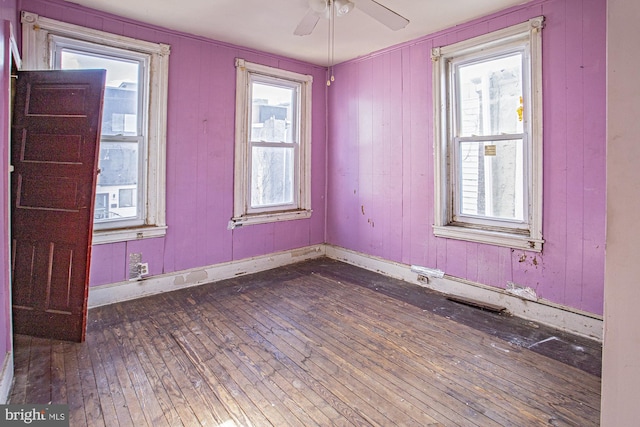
[507,281,538,301]
[174,270,208,286]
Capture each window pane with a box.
[94,193,109,220]
[458,139,524,221]
[251,146,294,208]
[457,53,523,137]
[251,82,296,143]
[60,50,140,136]
[96,142,139,221]
[119,188,135,207]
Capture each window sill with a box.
[229,209,312,229]
[433,224,543,252]
[92,225,168,245]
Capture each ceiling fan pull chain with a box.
[327,0,332,85]
[327,0,335,86]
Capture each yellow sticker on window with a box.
[484,145,497,156]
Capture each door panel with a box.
[11,70,105,342]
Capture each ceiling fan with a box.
[294,0,409,36]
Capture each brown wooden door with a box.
[11,70,105,342]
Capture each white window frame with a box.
[21,11,170,244]
[432,16,544,252]
[230,59,312,228]
[50,35,148,230]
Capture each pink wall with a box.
[18,0,328,287]
[16,0,606,317]
[327,0,606,315]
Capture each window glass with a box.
[59,49,143,223]
[457,139,524,221]
[248,79,298,210]
[457,53,523,137]
[60,50,140,136]
[454,52,526,224]
[251,82,296,143]
[119,188,135,208]
[95,193,109,220]
[251,146,295,208]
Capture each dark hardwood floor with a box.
[10,258,602,426]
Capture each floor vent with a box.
[446,295,506,313]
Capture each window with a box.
[230,59,312,228]
[21,11,170,244]
[54,40,143,226]
[432,17,544,251]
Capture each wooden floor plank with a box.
[213,286,375,426]
[109,324,170,427]
[262,281,523,426]
[158,295,263,425]
[306,273,601,426]
[150,293,269,426]
[25,337,52,404]
[252,282,507,426]
[339,278,603,415]
[213,299,375,427]
[102,325,155,427]
[50,342,67,404]
[222,288,440,426]
[169,295,327,426]
[313,270,599,391]
[139,315,227,426]
[187,294,360,426]
[130,319,201,426]
[62,341,88,426]
[75,343,104,427]
[9,334,31,404]
[118,320,185,426]
[9,258,601,427]
[91,327,134,427]
[186,296,346,426]
[317,262,603,376]
[84,332,120,427]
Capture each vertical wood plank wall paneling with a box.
[17,0,328,287]
[17,0,606,319]
[327,0,606,316]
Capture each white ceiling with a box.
[67,0,527,66]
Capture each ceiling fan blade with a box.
[294,9,322,36]
[355,0,409,31]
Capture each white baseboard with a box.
[325,245,603,342]
[88,242,603,342]
[0,352,13,404]
[88,244,326,308]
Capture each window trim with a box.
[431,16,544,252]
[51,35,149,230]
[21,11,170,244]
[246,73,301,214]
[230,58,312,228]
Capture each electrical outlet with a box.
[138,262,149,276]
